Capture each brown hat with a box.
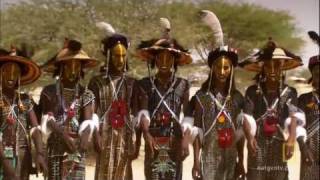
[0,47,41,85]
[42,39,97,73]
[239,40,302,72]
[136,38,192,66]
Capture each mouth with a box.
[7,80,15,86]
[160,67,169,70]
[217,75,227,80]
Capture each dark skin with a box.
[312,64,319,94]
[192,57,247,179]
[92,44,128,155]
[1,62,48,176]
[141,50,190,160]
[47,60,93,153]
[299,64,319,165]
[259,60,296,159]
[0,143,19,180]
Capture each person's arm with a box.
[87,78,102,153]
[181,80,191,159]
[78,90,99,153]
[192,136,201,180]
[0,143,18,180]
[135,81,156,156]
[191,95,203,180]
[242,88,258,155]
[28,104,48,175]
[39,88,76,153]
[296,94,314,165]
[284,88,299,160]
[130,80,142,160]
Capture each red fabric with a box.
[109,100,127,129]
[217,128,233,148]
[263,115,278,137]
[6,115,16,125]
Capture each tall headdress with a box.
[199,10,238,95]
[96,22,129,77]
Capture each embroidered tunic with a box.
[88,75,136,180]
[137,77,190,180]
[38,84,95,180]
[298,92,319,180]
[0,94,35,180]
[189,89,244,180]
[244,84,297,180]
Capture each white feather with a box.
[96,22,115,36]
[160,17,171,31]
[160,17,171,39]
[200,10,224,47]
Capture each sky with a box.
[0,0,319,64]
[227,0,319,63]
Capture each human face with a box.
[1,62,21,89]
[155,50,174,74]
[312,64,319,91]
[61,60,81,82]
[212,56,232,83]
[263,60,282,83]
[111,42,127,72]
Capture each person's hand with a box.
[36,153,48,176]
[235,162,245,180]
[181,136,190,160]
[302,147,314,166]
[79,127,91,152]
[93,129,102,153]
[144,132,157,158]
[284,141,295,160]
[247,136,258,156]
[192,161,201,180]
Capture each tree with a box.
[0,0,304,90]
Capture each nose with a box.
[220,67,225,76]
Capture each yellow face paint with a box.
[111,42,127,72]
[212,56,232,83]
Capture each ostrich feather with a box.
[96,22,115,36]
[160,17,171,39]
[308,31,320,46]
[199,10,224,47]
[160,17,171,31]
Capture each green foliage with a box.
[0,0,304,89]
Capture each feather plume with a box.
[308,31,320,46]
[160,17,171,39]
[96,22,115,36]
[199,10,224,47]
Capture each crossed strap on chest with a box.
[100,76,134,130]
[149,77,180,122]
[195,92,235,137]
[256,86,290,122]
[1,101,29,140]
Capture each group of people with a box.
[0,10,318,180]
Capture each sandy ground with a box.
[30,86,305,180]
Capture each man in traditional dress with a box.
[89,22,137,180]
[135,18,192,180]
[0,46,47,180]
[38,39,98,180]
[297,31,319,180]
[183,10,247,180]
[239,39,305,180]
